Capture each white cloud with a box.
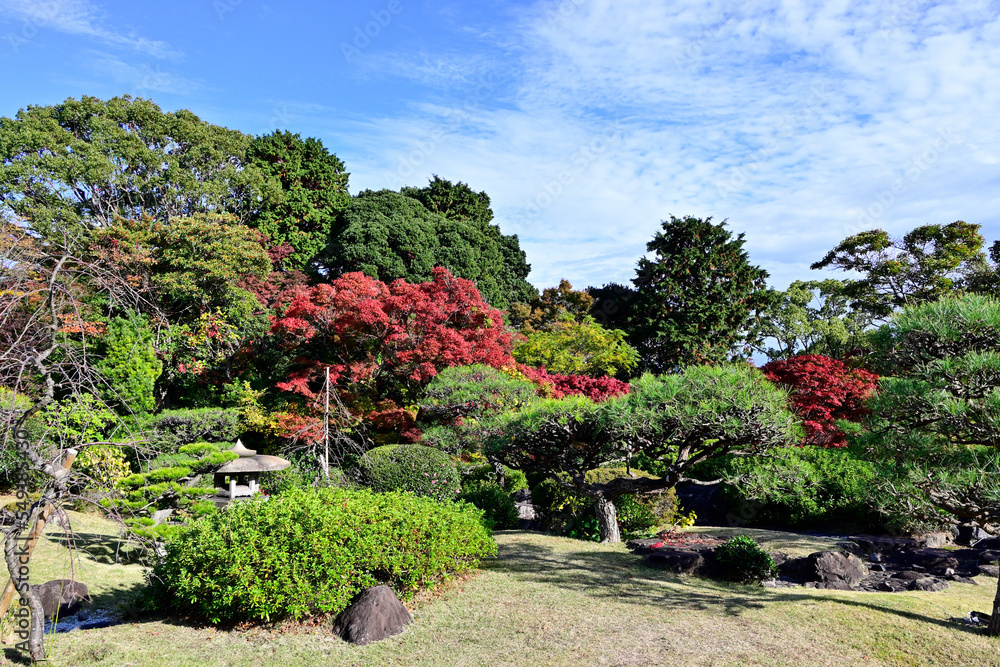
[0,0,179,58]
[331,0,1000,291]
[86,52,198,96]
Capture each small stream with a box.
[45,607,123,633]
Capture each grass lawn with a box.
[1,502,998,666]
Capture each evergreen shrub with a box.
[714,535,778,585]
[458,481,520,530]
[149,487,496,623]
[355,444,461,502]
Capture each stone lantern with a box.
[213,440,290,503]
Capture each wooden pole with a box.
[0,449,77,618]
[323,367,330,480]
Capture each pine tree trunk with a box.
[990,568,1000,636]
[594,496,621,543]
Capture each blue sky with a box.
[1,0,998,293]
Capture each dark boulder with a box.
[333,586,413,646]
[975,537,1000,550]
[978,550,1000,565]
[644,548,705,574]
[956,524,992,546]
[978,564,1000,577]
[32,580,90,619]
[906,548,959,573]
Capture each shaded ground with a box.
[0,511,995,666]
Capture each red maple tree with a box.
[272,267,514,402]
[761,354,879,447]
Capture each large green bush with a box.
[693,446,882,530]
[355,444,461,502]
[149,487,496,623]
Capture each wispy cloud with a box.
[339,0,1000,291]
[0,0,179,58]
[86,52,198,95]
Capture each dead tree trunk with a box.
[593,495,621,543]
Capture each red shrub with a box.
[518,365,630,402]
[761,354,879,447]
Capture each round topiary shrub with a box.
[149,487,496,623]
[714,535,778,585]
[459,482,520,530]
[355,444,461,502]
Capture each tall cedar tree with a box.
[761,355,878,447]
[810,221,987,320]
[629,216,773,372]
[246,131,351,272]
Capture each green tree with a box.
[95,315,162,415]
[0,95,261,237]
[811,221,987,320]
[488,364,797,542]
[758,279,873,360]
[399,176,536,306]
[851,294,1000,634]
[512,316,638,377]
[508,279,594,333]
[628,216,774,372]
[321,189,533,309]
[401,174,493,225]
[247,131,351,272]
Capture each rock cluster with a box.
[627,532,1000,594]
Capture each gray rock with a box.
[916,532,953,548]
[978,550,1000,565]
[32,580,90,619]
[977,564,1000,577]
[909,577,949,592]
[807,551,869,587]
[805,580,853,591]
[892,570,925,582]
[333,586,413,646]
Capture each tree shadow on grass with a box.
[43,531,146,566]
[489,536,987,636]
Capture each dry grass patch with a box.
[0,506,998,666]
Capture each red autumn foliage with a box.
[272,267,514,401]
[761,354,879,448]
[518,365,630,402]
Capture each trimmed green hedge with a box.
[355,444,461,502]
[141,408,242,450]
[149,487,497,623]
